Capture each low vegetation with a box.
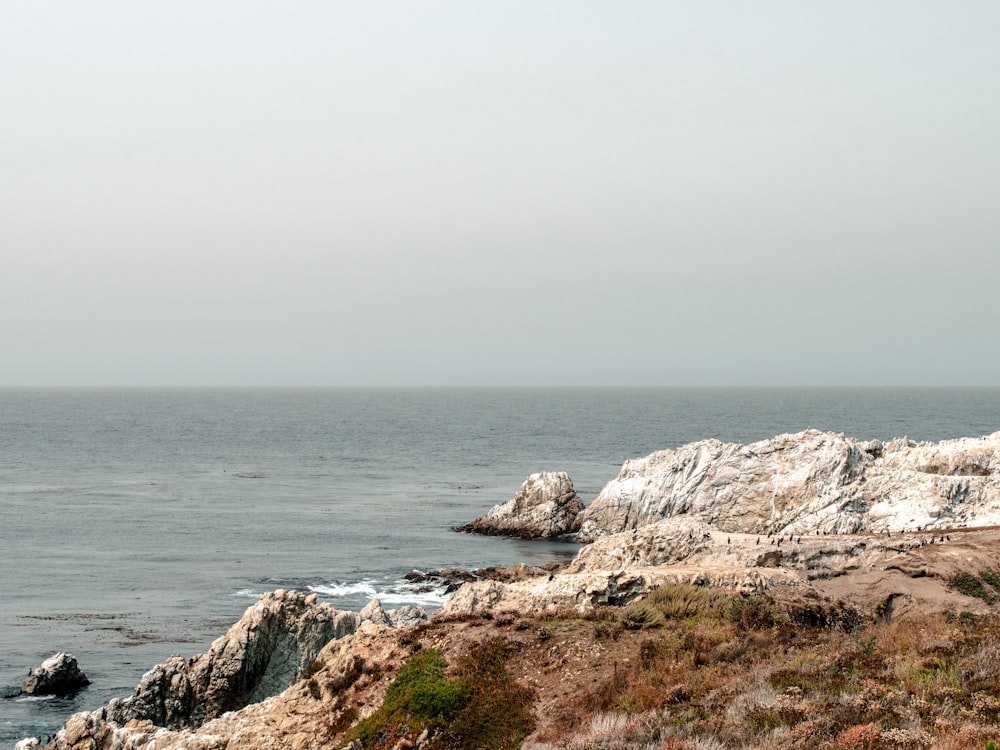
[342,638,532,750]
[537,585,1000,749]
[951,571,997,604]
[335,583,1000,749]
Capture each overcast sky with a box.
[2,2,998,386]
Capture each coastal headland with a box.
[19,430,1000,750]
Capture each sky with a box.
[2,2,998,387]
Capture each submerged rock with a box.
[458,471,584,539]
[20,653,90,696]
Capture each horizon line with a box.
[1,384,997,390]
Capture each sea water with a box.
[2,387,997,744]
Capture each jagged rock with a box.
[576,430,1000,540]
[40,626,409,750]
[387,605,428,629]
[458,471,584,539]
[358,598,393,631]
[404,567,477,594]
[567,517,717,572]
[474,562,556,582]
[403,564,558,596]
[99,590,360,729]
[20,653,90,696]
[38,591,429,748]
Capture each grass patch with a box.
[344,648,465,747]
[436,638,534,750]
[980,570,1000,594]
[726,595,783,630]
[342,638,532,750]
[618,584,730,629]
[951,572,997,604]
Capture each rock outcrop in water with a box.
[19,654,90,697]
[576,429,1000,541]
[457,471,584,539]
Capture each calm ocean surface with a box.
[2,387,998,744]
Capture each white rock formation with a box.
[576,430,1000,541]
[19,653,90,696]
[459,471,584,538]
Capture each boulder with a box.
[20,652,90,696]
[458,471,584,539]
[576,430,1000,541]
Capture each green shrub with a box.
[726,596,782,629]
[620,600,667,629]
[342,639,533,750]
[436,638,534,750]
[343,649,467,747]
[980,571,1000,593]
[619,583,729,628]
[951,572,996,604]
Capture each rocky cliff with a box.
[19,589,427,750]
[576,429,1000,540]
[96,589,362,730]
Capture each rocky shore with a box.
[19,430,1000,750]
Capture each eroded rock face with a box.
[576,430,1000,541]
[458,471,584,539]
[566,517,937,579]
[436,565,798,618]
[20,653,90,696]
[96,590,422,731]
[33,592,426,750]
[31,627,410,750]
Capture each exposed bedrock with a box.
[457,470,584,539]
[18,653,90,697]
[576,429,1000,541]
[94,590,424,731]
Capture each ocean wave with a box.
[308,578,450,608]
[307,581,379,598]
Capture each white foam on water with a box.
[308,581,379,599]
[309,579,450,608]
[377,587,449,607]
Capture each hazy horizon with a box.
[3,2,998,388]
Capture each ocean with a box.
[1,387,997,745]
